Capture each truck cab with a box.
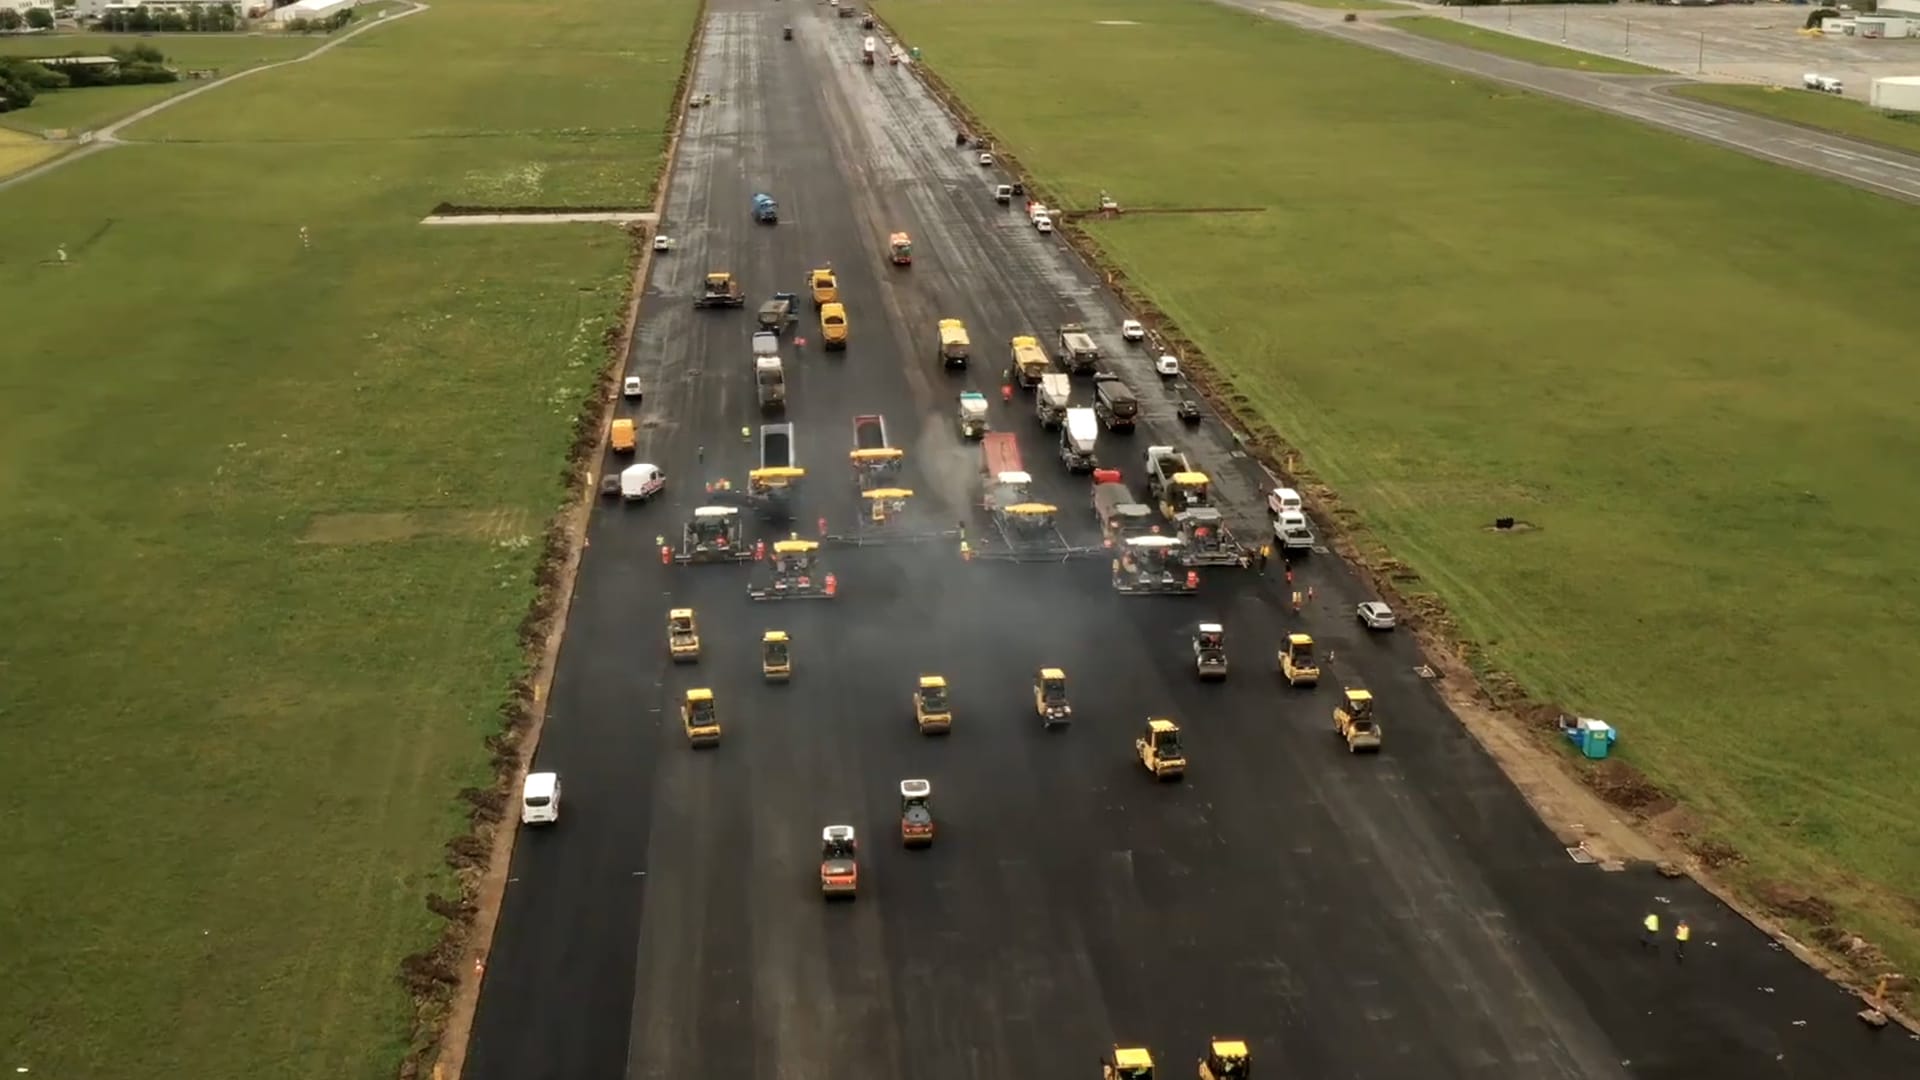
[913,675,952,735]
[1280,633,1318,687]
[1136,719,1186,780]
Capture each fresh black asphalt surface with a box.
[462,2,1920,1078]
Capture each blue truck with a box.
[752,192,779,224]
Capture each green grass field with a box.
[0,32,324,136]
[1286,0,1410,11]
[881,0,1920,976]
[1671,82,1920,156]
[0,0,697,1076]
[0,125,62,172]
[1389,13,1665,74]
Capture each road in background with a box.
[1220,0,1920,204]
[461,2,1920,1078]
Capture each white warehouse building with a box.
[1870,76,1920,113]
[271,0,356,22]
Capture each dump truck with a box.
[809,267,838,308]
[760,422,796,471]
[694,271,746,308]
[888,231,912,265]
[758,291,797,334]
[957,391,990,439]
[1093,475,1154,546]
[1009,334,1049,389]
[1035,372,1070,428]
[751,192,778,224]
[937,318,971,369]
[979,432,1029,512]
[1059,406,1098,472]
[1144,445,1193,499]
[755,355,786,411]
[1094,373,1139,431]
[849,414,904,489]
[1056,322,1100,374]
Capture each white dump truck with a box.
[1059,406,1098,473]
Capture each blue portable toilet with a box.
[1564,717,1617,760]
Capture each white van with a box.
[1267,486,1302,517]
[521,771,561,825]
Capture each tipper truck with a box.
[761,423,796,471]
[1059,407,1098,472]
[937,319,971,369]
[979,432,1029,512]
[1056,323,1100,374]
[1035,373,1071,429]
[1094,373,1138,432]
[1009,335,1049,389]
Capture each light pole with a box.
[1625,18,1632,57]
[1697,31,1705,74]
[1562,6,1569,44]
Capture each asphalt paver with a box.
[462,3,1920,1078]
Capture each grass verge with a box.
[0,0,698,1077]
[0,125,62,173]
[1287,0,1411,11]
[0,32,324,136]
[878,0,1920,1000]
[1389,13,1665,74]
[1671,82,1920,156]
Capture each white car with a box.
[1154,354,1181,377]
[622,376,644,399]
[978,151,995,166]
[652,235,674,252]
[1357,601,1396,631]
[521,772,561,825]
[1121,319,1145,342]
[1034,215,1053,233]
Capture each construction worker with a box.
[1001,383,1013,404]
[1675,921,1690,963]
[1256,545,1270,574]
[1642,912,1661,952]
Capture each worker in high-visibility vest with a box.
[1642,912,1660,952]
[1674,921,1690,963]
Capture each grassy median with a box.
[881,0,1920,978]
[1389,13,1665,75]
[1670,83,1920,156]
[0,0,697,1076]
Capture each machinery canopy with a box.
[1006,503,1058,516]
[863,487,914,500]
[750,466,806,481]
[762,630,788,643]
[686,687,713,703]
[919,675,946,688]
[773,539,819,553]
[1171,470,1211,486]
[850,448,904,462]
[693,505,738,519]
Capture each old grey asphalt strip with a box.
[1216,0,1920,205]
[457,1,1920,1078]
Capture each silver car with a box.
[1357,601,1396,631]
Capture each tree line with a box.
[0,45,178,116]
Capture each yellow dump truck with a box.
[937,318,971,369]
